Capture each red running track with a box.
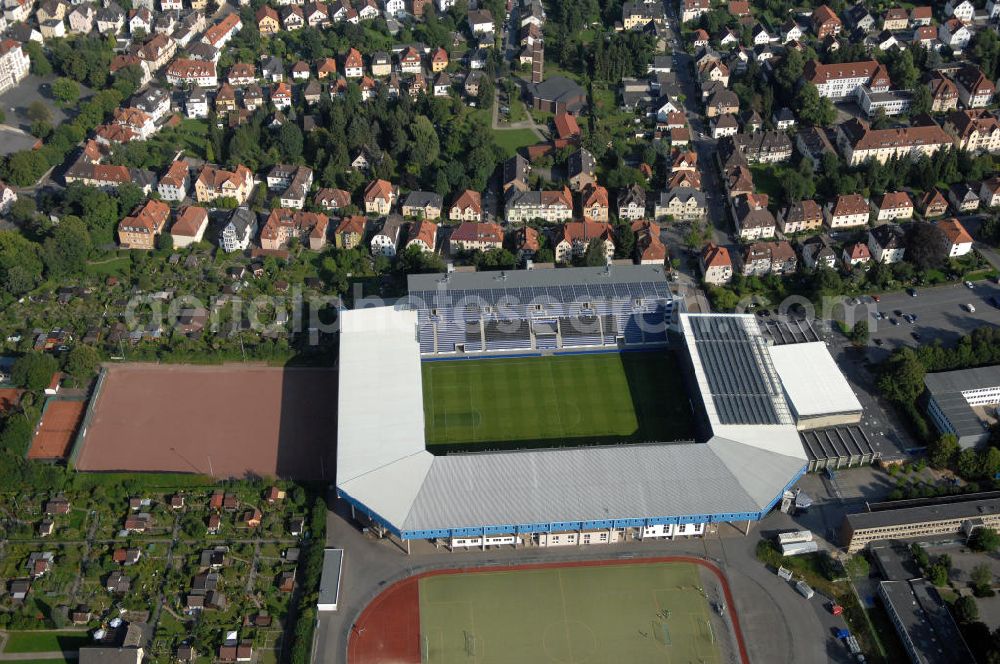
[347,555,751,664]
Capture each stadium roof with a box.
[337,307,808,538]
[924,366,1000,439]
[408,264,670,292]
[769,342,864,419]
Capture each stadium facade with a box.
[336,266,851,548]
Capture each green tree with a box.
[0,231,44,295]
[877,347,926,405]
[64,345,100,381]
[972,563,993,589]
[954,595,980,623]
[582,238,608,266]
[910,84,933,117]
[0,415,35,455]
[409,116,440,168]
[928,434,959,469]
[958,447,982,478]
[43,216,91,277]
[278,122,304,162]
[795,83,836,126]
[970,528,1000,553]
[929,562,950,586]
[26,101,51,124]
[155,232,174,253]
[844,555,870,578]
[51,78,80,104]
[11,353,59,390]
[849,321,869,346]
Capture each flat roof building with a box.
[317,548,343,611]
[841,496,1000,553]
[879,579,973,664]
[768,342,864,429]
[924,365,1000,448]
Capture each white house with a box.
[0,180,16,215]
[945,0,975,22]
[219,208,258,253]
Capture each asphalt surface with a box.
[849,279,1000,358]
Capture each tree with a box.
[972,563,993,589]
[849,321,869,346]
[11,353,59,391]
[795,83,836,126]
[0,230,43,295]
[844,554,870,578]
[954,595,980,623]
[910,84,933,117]
[0,415,35,455]
[155,232,174,253]
[43,216,91,277]
[408,116,440,168]
[928,433,959,469]
[26,101,51,124]
[929,562,950,586]
[958,447,982,478]
[904,222,948,270]
[970,528,1000,553]
[582,238,608,266]
[277,122,304,162]
[51,77,80,104]
[3,149,50,186]
[877,347,926,405]
[64,346,100,381]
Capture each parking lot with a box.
[851,280,1000,356]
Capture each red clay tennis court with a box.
[348,556,749,664]
[28,398,86,460]
[74,364,337,480]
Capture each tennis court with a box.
[417,561,722,664]
[421,351,694,449]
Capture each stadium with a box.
[336,265,860,550]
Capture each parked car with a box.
[966,303,976,313]
[965,280,974,289]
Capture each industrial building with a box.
[924,366,1000,448]
[841,496,1000,553]
[336,267,859,551]
[879,579,974,664]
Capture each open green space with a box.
[418,562,721,664]
[2,631,90,654]
[491,128,540,154]
[422,351,694,450]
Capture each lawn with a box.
[749,164,784,206]
[422,351,694,449]
[492,127,540,155]
[85,256,131,278]
[2,631,90,654]
[418,562,721,664]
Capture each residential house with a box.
[980,177,1000,208]
[874,191,914,222]
[928,74,960,113]
[506,188,574,223]
[166,59,217,87]
[449,190,482,222]
[449,221,503,253]
[918,189,950,218]
[954,66,996,108]
[937,217,974,257]
[315,188,352,212]
[580,184,609,223]
[827,193,870,228]
[632,220,666,265]
[67,5,94,33]
[406,219,437,252]
[370,214,405,256]
[741,241,797,276]
[364,179,396,215]
[843,242,872,268]
[118,199,170,250]
[940,18,972,51]
[502,154,530,192]
[554,222,614,264]
[733,194,776,240]
[949,183,980,213]
[219,208,258,253]
[256,6,280,34]
[371,52,391,76]
[401,191,443,220]
[779,200,823,234]
[195,164,254,205]
[566,148,596,191]
[654,188,706,221]
[260,209,329,250]
[944,109,1000,153]
[333,215,366,249]
[946,0,975,22]
[811,4,842,39]
[0,39,28,94]
[700,243,732,285]
[617,184,646,221]
[867,224,906,264]
[170,206,209,248]
[344,48,363,78]
[800,235,837,270]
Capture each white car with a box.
[965,281,974,289]
[966,303,976,313]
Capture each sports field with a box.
[418,562,721,664]
[422,351,693,449]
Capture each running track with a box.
[346,555,751,664]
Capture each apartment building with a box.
[260,209,329,250]
[194,164,254,205]
[837,118,951,166]
[118,199,170,250]
[505,188,573,224]
[157,160,189,202]
[0,39,29,94]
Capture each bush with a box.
[954,595,980,623]
[11,352,59,390]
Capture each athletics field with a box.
[421,351,694,449]
[347,558,745,664]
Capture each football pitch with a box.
[421,351,694,449]
[418,562,722,664]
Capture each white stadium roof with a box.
[768,341,864,419]
[337,308,811,538]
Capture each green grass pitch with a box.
[421,351,694,450]
[418,562,722,664]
